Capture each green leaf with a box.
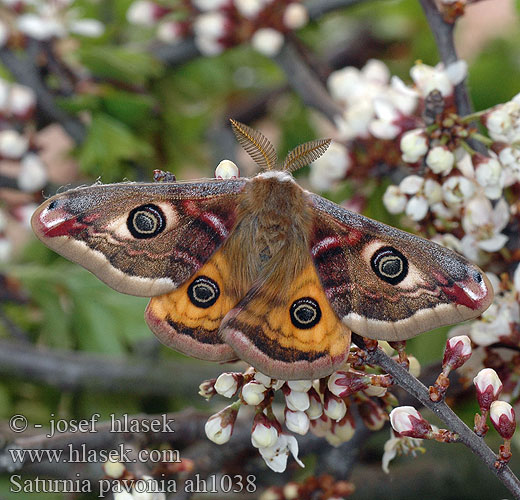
[77,113,154,179]
[78,46,163,85]
[101,90,156,128]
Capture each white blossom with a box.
[475,156,505,200]
[410,60,467,97]
[324,396,347,421]
[193,0,229,10]
[383,185,407,214]
[400,129,428,163]
[259,434,304,473]
[285,389,310,412]
[486,94,520,144]
[157,21,182,43]
[442,175,475,206]
[251,422,279,448]
[18,153,47,192]
[241,381,266,405]
[283,3,308,30]
[251,28,284,57]
[215,159,239,179]
[309,141,350,191]
[205,413,233,444]
[0,130,29,159]
[285,410,310,435]
[389,406,422,434]
[234,0,265,19]
[426,146,454,175]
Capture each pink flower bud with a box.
[389,406,432,438]
[284,408,310,435]
[251,413,279,448]
[241,381,266,405]
[205,405,238,444]
[490,401,516,440]
[309,413,330,437]
[443,335,472,370]
[215,159,239,179]
[473,368,503,411]
[327,370,368,398]
[198,378,216,399]
[358,398,387,431]
[324,392,347,421]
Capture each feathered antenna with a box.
[230,119,278,171]
[282,139,331,173]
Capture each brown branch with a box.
[273,39,343,123]
[352,333,520,500]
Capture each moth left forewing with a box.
[309,194,493,341]
[31,180,247,297]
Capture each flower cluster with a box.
[126,0,309,56]
[0,0,104,43]
[260,474,355,500]
[0,75,48,262]
[200,343,400,473]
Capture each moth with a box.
[31,120,493,380]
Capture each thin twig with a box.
[418,0,487,154]
[273,40,343,123]
[352,333,520,500]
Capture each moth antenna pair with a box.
[230,119,331,173]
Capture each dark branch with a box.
[352,333,520,500]
[0,338,223,398]
[273,40,343,123]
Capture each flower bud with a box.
[400,129,428,163]
[283,386,310,412]
[103,459,125,478]
[214,372,241,398]
[198,378,216,399]
[490,401,516,440]
[18,153,47,192]
[126,1,168,26]
[8,84,36,119]
[251,28,284,57]
[306,387,324,419]
[0,130,28,159]
[157,21,183,43]
[284,409,310,435]
[328,370,368,398]
[426,146,454,175]
[443,335,472,370]
[241,381,266,406]
[326,415,355,446]
[283,3,309,29]
[286,380,313,392]
[205,405,238,444]
[324,392,347,421]
[251,414,279,448]
[215,159,239,179]
[473,368,503,411]
[389,406,432,438]
[383,185,407,214]
[310,413,330,437]
[359,398,387,431]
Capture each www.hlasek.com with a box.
[7,412,258,496]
